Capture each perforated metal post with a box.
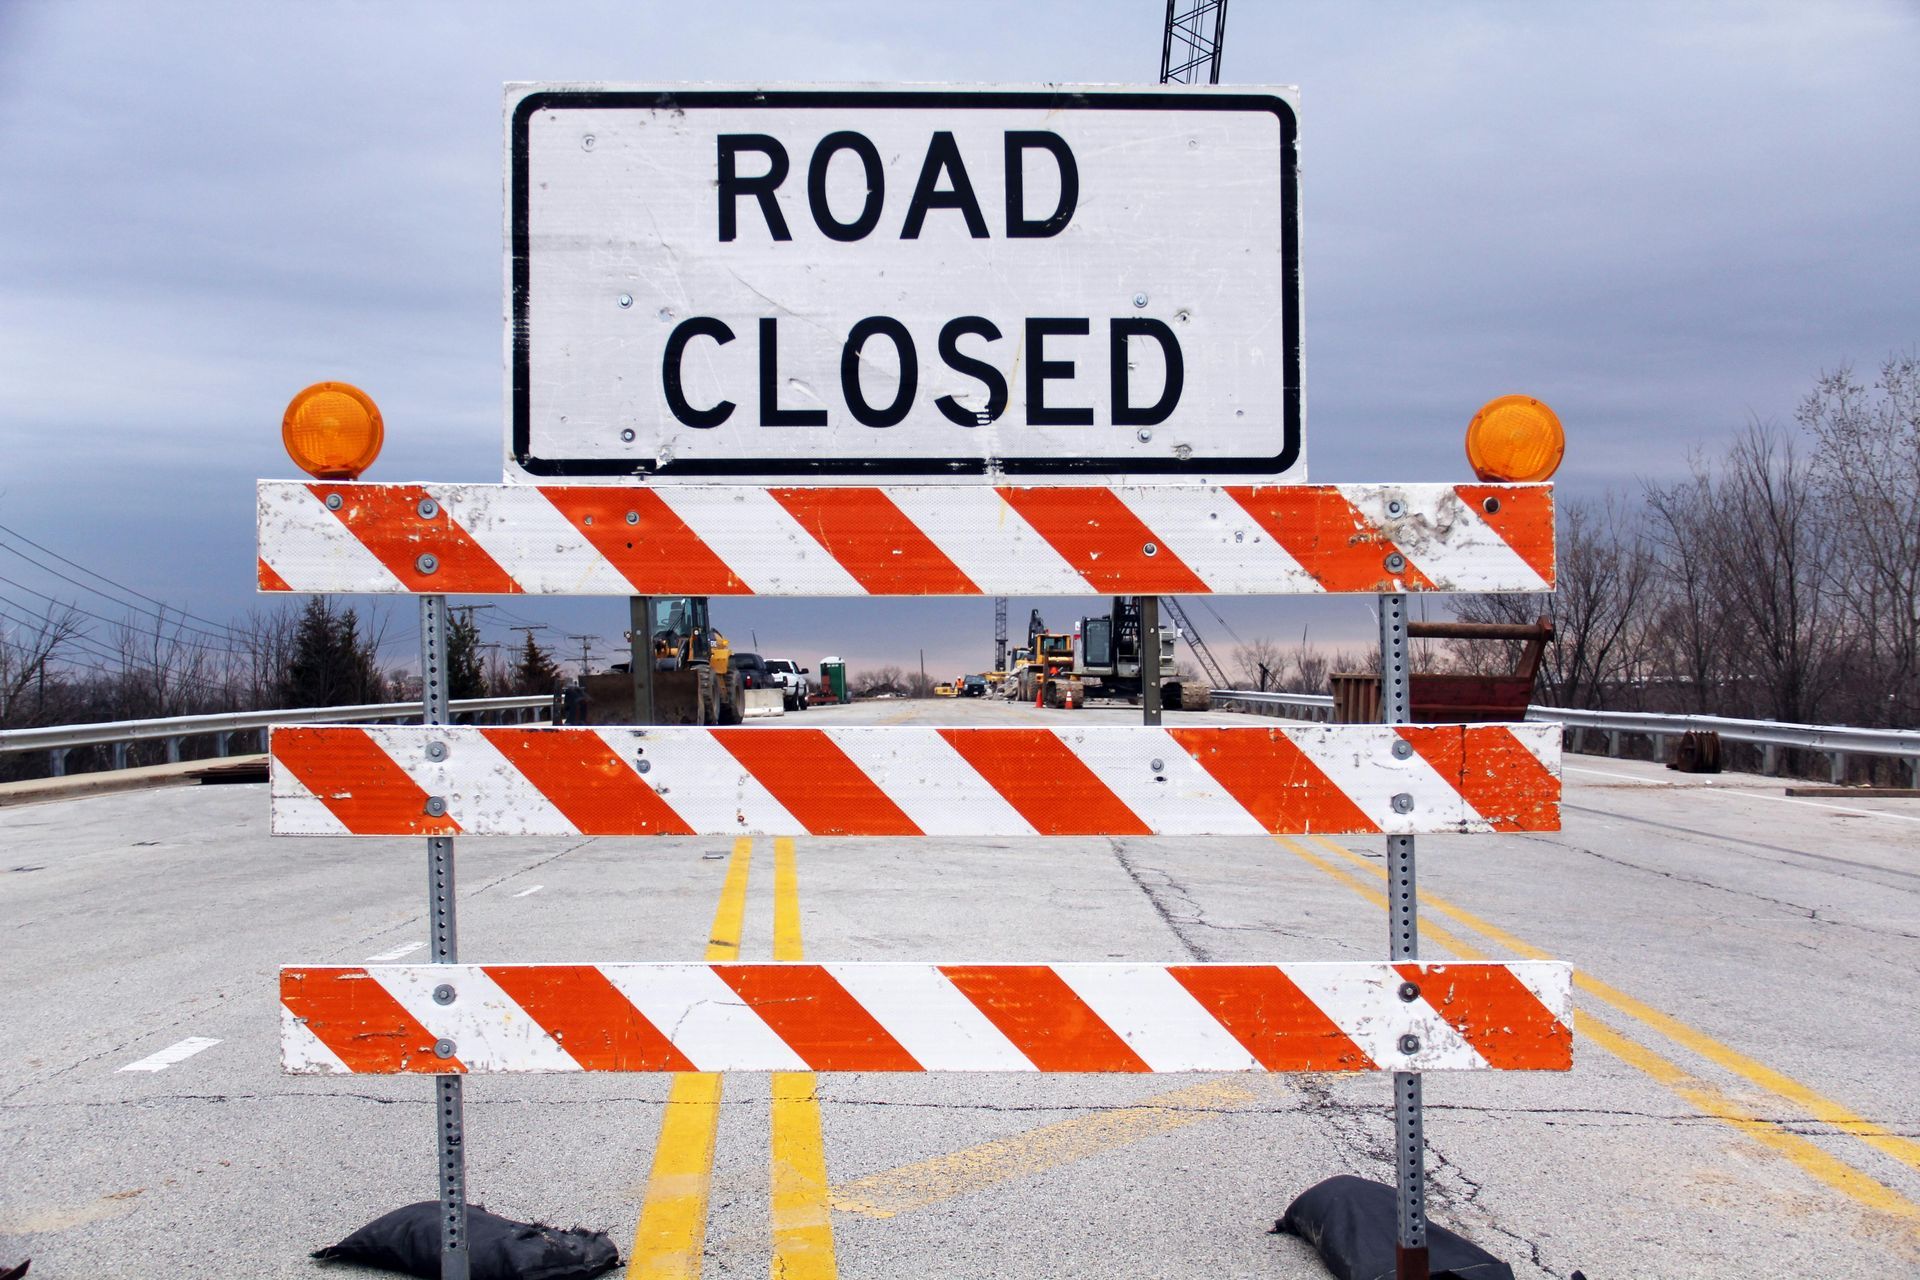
[1141,596,1163,726]
[629,596,655,724]
[420,595,469,1280]
[1379,592,1428,1280]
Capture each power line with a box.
[0,578,257,657]
[0,521,253,640]
[0,546,258,651]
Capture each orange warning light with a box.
[1465,395,1564,483]
[281,382,384,480]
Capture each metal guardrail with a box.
[0,695,554,776]
[1207,689,1334,720]
[1208,688,1920,785]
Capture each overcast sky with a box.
[1,0,1915,682]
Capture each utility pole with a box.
[567,634,596,677]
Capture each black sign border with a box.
[510,88,1300,479]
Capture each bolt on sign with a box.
[505,84,1301,482]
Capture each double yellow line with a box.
[1274,834,1920,1225]
[628,835,840,1278]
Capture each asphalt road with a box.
[3,696,1918,1278]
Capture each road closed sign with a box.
[506,85,1300,483]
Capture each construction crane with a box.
[993,596,1008,672]
[1160,0,1229,85]
[1155,1,1233,694]
[1160,596,1231,692]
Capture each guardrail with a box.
[1208,689,1334,720]
[0,695,554,777]
[1208,690,1920,785]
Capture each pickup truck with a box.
[764,658,810,711]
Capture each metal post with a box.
[1606,730,1620,759]
[1830,751,1847,785]
[419,596,469,1280]
[1379,593,1427,1280]
[1141,596,1163,726]
[166,736,181,764]
[629,596,655,724]
[1763,743,1778,776]
[112,741,128,771]
[49,748,65,777]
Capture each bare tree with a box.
[1283,643,1330,694]
[1800,354,1920,726]
[1705,424,1841,722]
[0,603,82,727]
[1232,637,1283,691]
[1643,465,1730,712]
[855,664,905,697]
[1456,495,1655,708]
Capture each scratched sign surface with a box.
[282,961,1575,1074]
[269,723,1561,838]
[507,84,1300,482]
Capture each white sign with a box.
[506,84,1300,483]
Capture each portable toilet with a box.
[820,657,848,704]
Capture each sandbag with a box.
[1277,1175,1513,1280]
[313,1201,619,1280]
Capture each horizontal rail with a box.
[1208,691,1919,781]
[269,723,1560,837]
[1209,689,1335,720]
[281,961,1573,1074]
[0,697,552,771]
[1521,705,1920,758]
[257,480,1554,597]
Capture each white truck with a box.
[764,658,810,711]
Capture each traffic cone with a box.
[1035,678,1046,708]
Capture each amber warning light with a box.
[1465,394,1564,483]
[282,382,384,480]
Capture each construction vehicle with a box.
[1012,609,1080,706]
[1070,596,1184,708]
[581,596,744,725]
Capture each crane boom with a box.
[1161,596,1231,691]
[1159,0,1229,85]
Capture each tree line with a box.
[1225,356,1918,733]
[0,597,571,779]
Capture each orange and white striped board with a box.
[256,480,1553,597]
[281,961,1573,1075]
[269,723,1560,837]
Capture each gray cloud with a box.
[1,0,1913,677]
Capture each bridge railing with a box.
[1208,690,1920,786]
[0,696,555,778]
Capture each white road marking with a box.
[1567,765,1920,825]
[119,1036,220,1073]
[513,884,544,898]
[365,940,426,962]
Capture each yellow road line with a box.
[1302,833,1920,1177]
[1577,1013,1920,1223]
[829,1079,1259,1219]
[770,835,838,1279]
[629,836,754,1280]
[1273,835,1920,1224]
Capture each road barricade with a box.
[258,477,1565,1278]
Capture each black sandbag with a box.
[313,1201,619,1280]
[1277,1175,1514,1280]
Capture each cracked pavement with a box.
[3,703,1917,1277]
